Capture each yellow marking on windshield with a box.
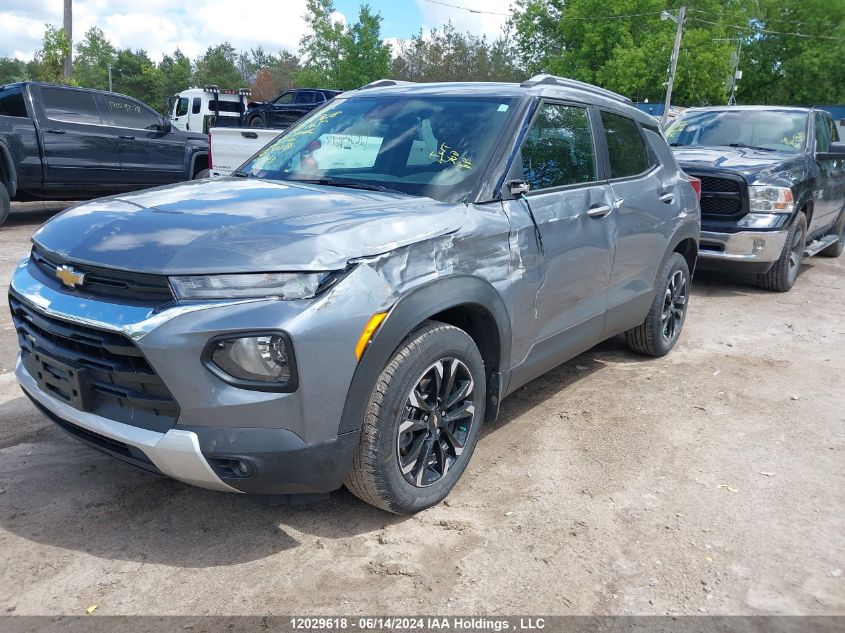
[429,142,473,170]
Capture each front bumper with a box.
[9,255,394,495]
[697,229,788,273]
[18,358,239,492]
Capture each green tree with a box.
[295,0,346,87]
[739,0,845,105]
[509,0,749,105]
[111,49,161,107]
[0,57,30,84]
[194,43,243,88]
[157,49,194,107]
[392,23,521,83]
[336,4,391,89]
[36,24,71,84]
[73,27,117,90]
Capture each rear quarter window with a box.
[0,86,28,118]
[601,111,651,178]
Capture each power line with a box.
[420,0,508,16]
[690,17,845,42]
[421,0,663,21]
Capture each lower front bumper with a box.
[697,229,788,273]
[18,359,359,495]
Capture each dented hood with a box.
[32,178,464,275]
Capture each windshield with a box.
[666,110,808,152]
[238,95,518,202]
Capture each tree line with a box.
[0,0,842,114]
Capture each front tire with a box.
[625,252,690,357]
[0,183,9,227]
[249,116,265,128]
[345,321,486,514]
[757,212,806,292]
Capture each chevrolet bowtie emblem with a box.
[56,264,85,288]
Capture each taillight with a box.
[686,175,702,200]
[207,133,213,170]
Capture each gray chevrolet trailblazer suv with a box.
[10,75,701,513]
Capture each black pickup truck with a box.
[667,106,845,291]
[242,88,341,129]
[0,82,210,226]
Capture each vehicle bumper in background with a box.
[697,229,788,273]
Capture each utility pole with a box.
[62,0,72,81]
[108,66,113,92]
[660,5,686,127]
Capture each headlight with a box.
[204,332,298,391]
[748,186,794,214]
[169,272,331,300]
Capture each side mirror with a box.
[158,118,172,133]
[507,180,530,197]
[816,141,845,161]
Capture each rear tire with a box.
[193,169,210,180]
[345,321,486,514]
[249,116,265,128]
[625,252,690,357]
[0,183,9,227]
[819,210,845,258]
[757,213,806,292]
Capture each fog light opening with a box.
[208,456,256,479]
[752,239,766,255]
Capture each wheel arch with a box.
[190,151,209,179]
[338,275,512,434]
[0,140,17,197]
[662,220,700,278]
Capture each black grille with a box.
[689,173,747,218]
[10,293,179,433]
[30,246,175,305]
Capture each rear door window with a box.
[103,95,160,130]
[192,97,202,114]
[295,91,316,105]
[41,87,102,125]
[519,102,598,190]
[0,86,28,118]
[601,111,651,178]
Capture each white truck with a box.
[167,86,250,134]
[209,128,280,177]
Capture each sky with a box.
[0,0,513,62]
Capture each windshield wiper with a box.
[288,178,408,196]
[668,142,685,147]
[231,170,250,178]
[726,143,777,152]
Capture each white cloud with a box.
[415,0,512,40]
[0,0,313,62]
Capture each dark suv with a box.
[243,88,341,128]
[10,76,700,513]
[667,106,845,291]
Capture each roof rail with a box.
[521,74,632,104]
[359,79,415,90]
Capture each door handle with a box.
[118,135,135,141]
[659,192,675,204]
[241,131,258,139]
[587,204,613,218]
[44,128,65,134]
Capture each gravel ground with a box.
[0,202,842,616]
